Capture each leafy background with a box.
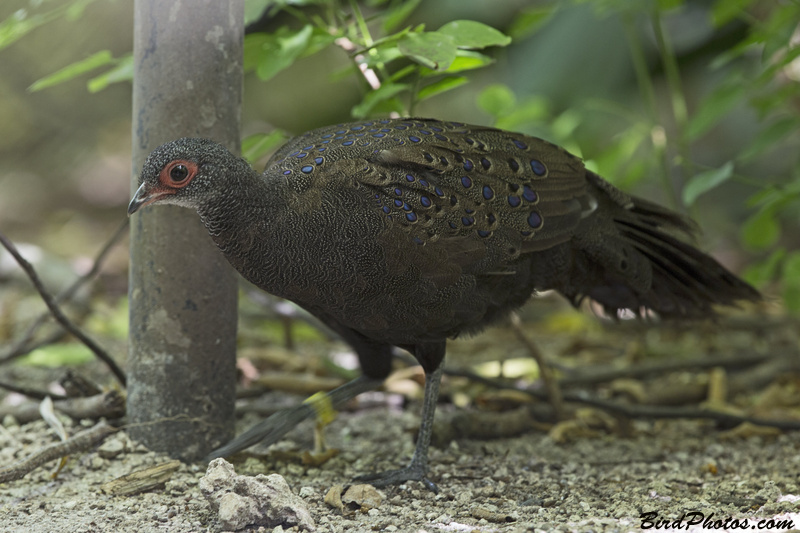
[1,0,799,317]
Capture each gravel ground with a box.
[2,398,799,533]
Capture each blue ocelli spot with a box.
[321,134,333,139]
[373,133,386,138]
[351,126,364,131]
[482,186,494,200]
[522,185,537,202]
[406,212,417,222]
[301,166,313,174]
[395,125,407,130]
[419,129,432,135]
[481,158,491,170]
[527,211,543,228]
[420,196,432,207]
[513,139,528,150]
[394,199,403,207]
[477,230,491,238]
[464,208,474,214]
[342,140,354,146]
[314,157,324,164]
[461,176,472,188]
[402,203,412,212]
[463,159,474,171]
[530,159,547,176]
[487,213,497,225]
[434,186,444,197]
[406,174,415,182]
[382,206,391,214]
[449,222,458,229]
[461,216,474,226]
[283,170,292,175]
[394,188,403,196]
[419,179,429,187]
[508,159,520,172]
[409,136,421,143]
[434,133,447,141]
[508,196,521,208]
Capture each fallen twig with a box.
[0,219,129,365]
[0,390,125,424]
[0,421,117,483]
[0,230,126,386]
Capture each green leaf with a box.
[739,117,799,161]
[0,8,59,51]
[783,251,800,314]
[508,6,557,40]
[87,53,133,92]
[741,207,780,251]
[383,0,422,32]
[398,31,456,70]
[710,0,755,27]
[352,83,409,118]
[253,25,314,81]
[685,82,745,141]
[682,161,734,207]
[245,0,272,26]
[421,50,493,76]
[29,50,114,92]
[417,76,468,101]
[437,20,511,49]
[477,84,516,117]
[742,248,785,287]
[242,131,289,163]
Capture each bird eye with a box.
[169,164,189,182]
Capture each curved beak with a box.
[128,183,164,216]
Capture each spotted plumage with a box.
[129,117,759,491]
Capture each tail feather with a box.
[558,172,760,319]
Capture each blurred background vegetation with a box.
[1,0,798,317]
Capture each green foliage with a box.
[241,1,511,115]
[682,162,734,207]
[17,343,94,367]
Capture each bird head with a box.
[128,138,248,216]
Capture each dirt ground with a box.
[1,299,799,532]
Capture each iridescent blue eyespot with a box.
[481,158,491,170]
[342,140,354,146]
[477,230,491,238]
[382,206,391,214]
[314,157,323,164]
[530,159,546,176]
[283,170,292,175]
[482,186,494,200]
[463,159,474,171]
[527,211,542,228]
[406,174,415,182]
[461,217,474,226]
[420,196,432,207]
[522,185,537,202]
[461,176,472,188]
[395,125,407,130]
[301,166,313,174]
[406,212,417,222]
[508,196,521,207]
[434,134,447,141]
[513,139,528,150]
[419,179,429,187]
[508,159,519,172]
[373,133,386,138]
[394,188,402,196]
[351,126,364,131]
[419,129,431,135]
[434,186,444,197]
[394,199,403,207]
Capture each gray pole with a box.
[128,0,243,460]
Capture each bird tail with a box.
[555,172,760,318]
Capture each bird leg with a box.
[355,365,443,493]
[205,374,384,460]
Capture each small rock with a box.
[199,459,315,531]
[342,484,382,510]
[299,486,315,499]
[98,437,125,459]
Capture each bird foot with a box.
[355,465,439,494]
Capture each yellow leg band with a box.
[303,391,337,427]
